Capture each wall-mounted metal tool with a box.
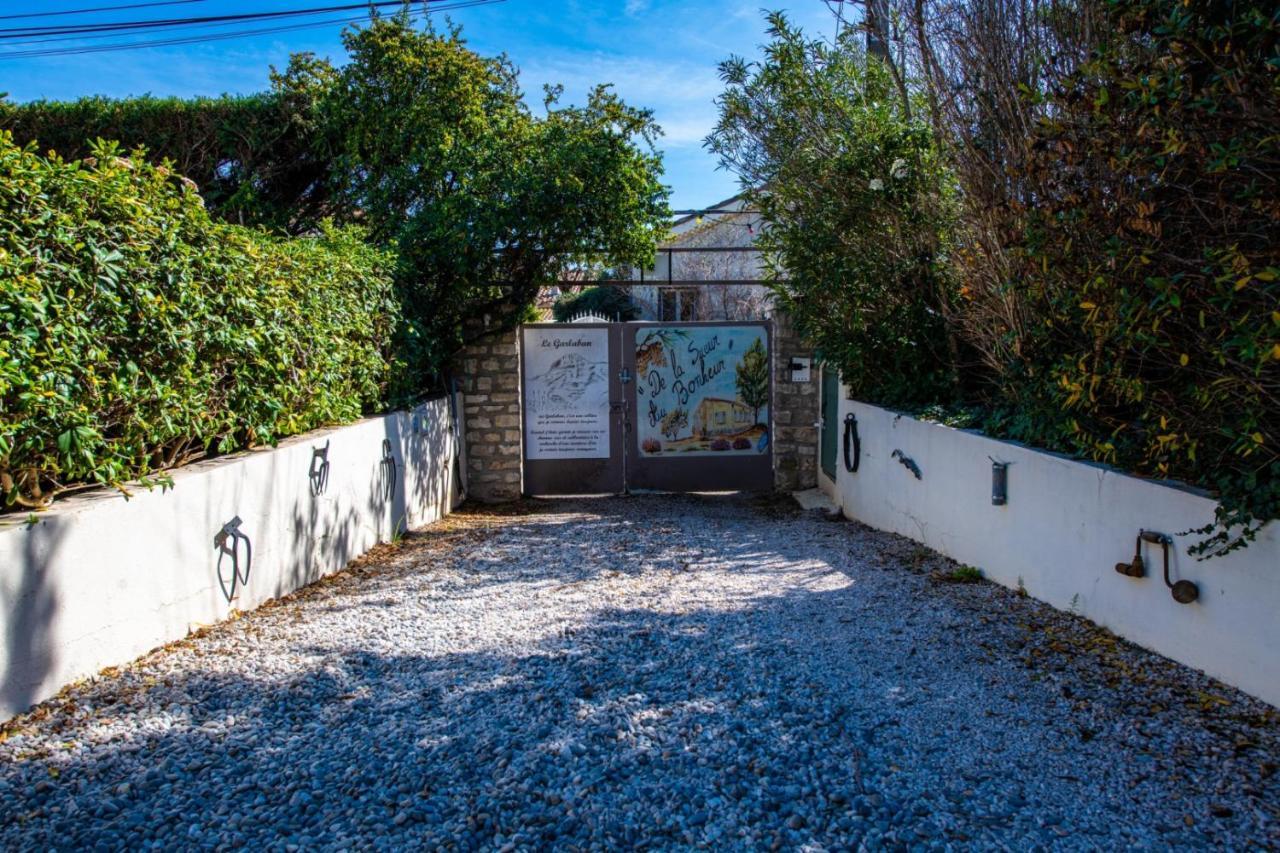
[990,457,1009,505]
[843,413,860,473]
[1115,530,1199,604]
[891,449,922,480]
[309,440,330,496]
[380,438,398,501]
[214,516,251,603]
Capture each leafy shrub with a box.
[3,16,669,380]
[641,438,662,454]
[0,135,397,508]
[732,437,751,450]
[711,3,1277,556]
[552,285,640,323]
[706,14,959,408]
[996,0,1279,556]
[0,57,335,235]
[710,438,732,452]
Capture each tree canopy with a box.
[1,14,671,385]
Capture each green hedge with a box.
[0,134,398,509]
[0,84,332,234]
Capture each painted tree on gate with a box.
[735,338,769,426]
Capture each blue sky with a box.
[0,0,842,210]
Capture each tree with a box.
[2,13,670,387]
[706,12,957,408]
[321,14,669,384]
[735,338,769,425]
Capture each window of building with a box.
[715,411,726,425]
[659,287,698,321]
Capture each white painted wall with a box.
[820,390,1280,708]
[0,396,464,720]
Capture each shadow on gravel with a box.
[1,495,1277,850]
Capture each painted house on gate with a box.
[692,396,754,437]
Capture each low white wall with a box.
[821,391,1280,708]
[0,396,464,720]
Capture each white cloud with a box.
[624,0,651,15]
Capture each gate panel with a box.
[625,322,773,492]
[820,364,839,480]
[520,324,624,495]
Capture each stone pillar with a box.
[772,311,819,491]
[454,326,522,502]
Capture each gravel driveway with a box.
[2,494,1277,850]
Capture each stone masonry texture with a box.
[771,311,819,491]
[455,325,523,502]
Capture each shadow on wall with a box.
[280,397,457,603]
[1,515,63,718]
[0,501,1276,848]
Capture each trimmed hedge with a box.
[0,134,398,508]
[0,83,333,234]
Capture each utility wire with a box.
[0,0,431,38]
[0,0,493,47]
[0,1,203,22]
[0,0,504,58]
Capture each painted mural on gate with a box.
[635,325,769,457]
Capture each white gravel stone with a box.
[1,494,1277,850]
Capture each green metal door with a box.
[820,364,839,480]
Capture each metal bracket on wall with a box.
[843,413,860,473]
[213,516,252,603]
[891,449,922,480]
[1115,530,1198,604]
[989,457,1009,505]
[309,440,330,496]
[380,438,398,501]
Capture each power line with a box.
[0,1,204,23]
[0,0,429,39]
[0,0,505,59]
[0,1,486,47]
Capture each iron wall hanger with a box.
[380,438,398,501]
[309,440,330,496]
[843,413,860,473]
[990,457,1009,505]
[214,516,252,603]
[891,449,921,480]
[1115,530,1199,604]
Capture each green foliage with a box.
[2,15,670,383]
[0,134,396,509]
[998,0,1279,556]
[706,13,959,409]
[0,57,335,234]
[325,16,668,379]
[735,338,769,424]
[712,3,1277,556]
[551,286,639,322]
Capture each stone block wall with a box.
[771,311,819,491]
[455,327,522,502]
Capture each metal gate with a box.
[520,321,773,495]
